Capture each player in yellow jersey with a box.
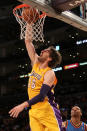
[9,25,64,131]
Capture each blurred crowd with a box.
[0,107,30,131]
[57,93,87,123]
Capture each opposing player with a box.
[9,24,63,131]
[62,106,87,131]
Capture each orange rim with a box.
[13,4,46,19]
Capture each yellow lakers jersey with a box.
[28,62,57,109]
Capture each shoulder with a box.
[44,70,55,86]
[44,70,55,78]
[62,120,68,128]
[83,123,87,131]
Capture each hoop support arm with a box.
[18,0,87,31]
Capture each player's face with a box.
[38,48,51,62]
[71,106,82,117]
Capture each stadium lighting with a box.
[79,62,87,66]
[64,63,79,70]
[56,45,60,51]
[53,67,62,71]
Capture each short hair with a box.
[48,46,62,68]
[71,105,82,114]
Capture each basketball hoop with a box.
[13,4,46,42]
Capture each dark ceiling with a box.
[0,0,87,97]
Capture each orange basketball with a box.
[22,7,39,24]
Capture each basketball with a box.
[22,7,39,24]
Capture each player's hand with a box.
[9,104,25,118]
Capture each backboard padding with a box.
[17,0,87,31]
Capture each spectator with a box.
[62,106,87,131]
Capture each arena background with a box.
[0,0,87,130]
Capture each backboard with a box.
[17,0,87,31]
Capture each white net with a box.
[13,4,46,42]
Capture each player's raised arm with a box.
[25,24,38,65]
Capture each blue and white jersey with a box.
[66,120,85,131]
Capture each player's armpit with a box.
[43,70,55,87]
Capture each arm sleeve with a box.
[27,84,51,106]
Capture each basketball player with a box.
[9,24,63,131]
[62,106,87,131]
